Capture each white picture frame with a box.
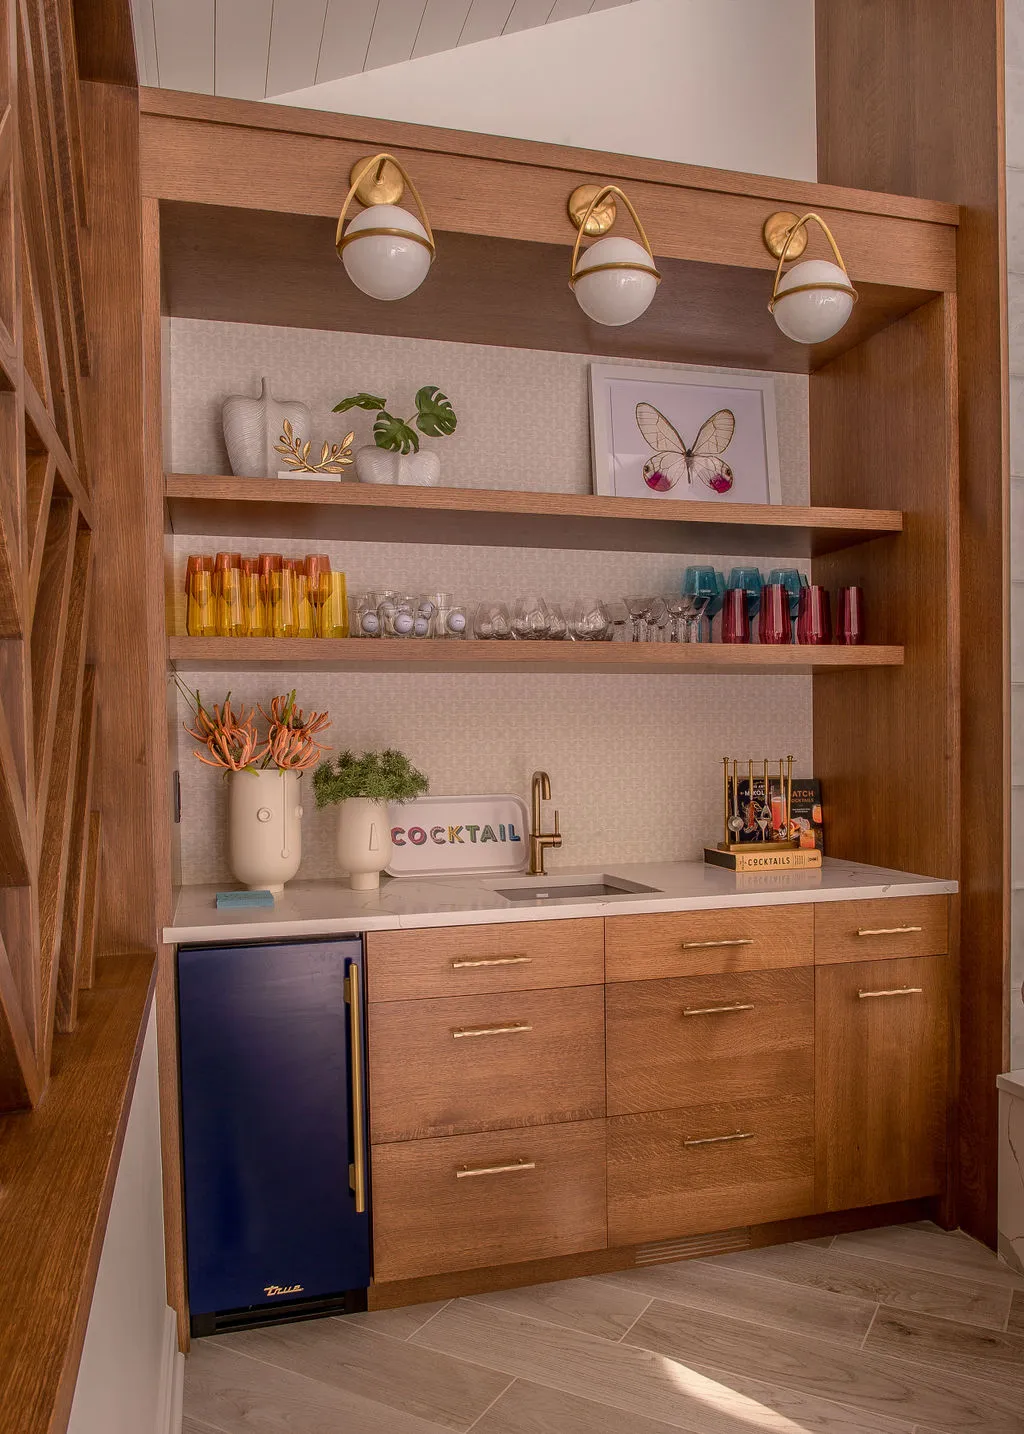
[588,364,782,505]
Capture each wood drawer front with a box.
[369,986,605,1142]
[814,896,948,964]
[607,1097,813,1247]
[371,1120,607,1282]
[605,905,812,982]
[606,968,813,1116]
[367,919,604,1001]
[815,955,948,1211]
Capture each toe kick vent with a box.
[634,1228,751,1265]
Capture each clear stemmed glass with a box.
[626,595,650,643]
[643,596,669,642]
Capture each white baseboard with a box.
[155,1306,185,1434]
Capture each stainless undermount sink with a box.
[491,874,660,904]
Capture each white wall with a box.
[272,0,817,182]
[67,1006,183,1434]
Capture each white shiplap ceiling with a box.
[130,0,637,100]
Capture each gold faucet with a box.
[529,770,562,876]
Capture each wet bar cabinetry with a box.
[365,895,951,1297]
[140,91,964,1325]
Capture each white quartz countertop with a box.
[164,858,957,946]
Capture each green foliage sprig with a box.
[332,386,457,454]
[313,748,429,808]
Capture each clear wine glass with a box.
[473,600,512,639]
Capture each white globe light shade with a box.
[573,235,658,326]
[772,258,855,343]
[341,203,432,300]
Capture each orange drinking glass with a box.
[185,555,216,636]
[318,571,349,637]
[241,557,267,637]
[215,552,245,637]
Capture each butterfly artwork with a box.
[635,402,736,494]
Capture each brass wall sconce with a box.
[567,182,661,326]
[763,210,857,343]
[336,153,435,301]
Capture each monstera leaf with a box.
[414,385,457,437]
[373,411,420,453]
[332,392,386,413]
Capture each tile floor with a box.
[183,1222,1024,1434]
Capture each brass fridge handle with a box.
[452,1022,533,1039]
[857,986,923,999]
[683,1131,755,1147]
[451,955,532,968]
[456,1159,536,1179]
[856,925,923,936]
[680,938,754,949]
[682,1003,755,1017]
[345,962,367,1214]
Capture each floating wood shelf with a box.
[167,637,904,676]
[164,475,903,558]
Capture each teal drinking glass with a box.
[682,567,725,642]
[727,566,764,620]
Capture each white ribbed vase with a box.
[336,798,393,891]
[354,446,441,486]
[228,769,303,893]
[222,376,311,478]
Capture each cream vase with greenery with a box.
[314,748,429,891]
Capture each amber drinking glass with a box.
[318,571,349,637]
[285,559,314,638]
[240,557,267,637]
[214,552,245,637]
[185,555,216,636]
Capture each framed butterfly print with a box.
[588,365,782,505]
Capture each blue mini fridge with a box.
[177,937,370,1335]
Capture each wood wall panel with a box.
[815,0,1005,1245]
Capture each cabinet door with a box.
[815,955,948,1211]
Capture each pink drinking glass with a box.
[758,584,792,645]
[721,587,750,643]
[797,585,832,644]
[837,586,865,645]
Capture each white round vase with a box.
[222,376,311,478]
[228,769,303,894]
[354,446,441,487]
[336,798,393,890]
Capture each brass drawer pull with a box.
[856,925,923,936]
[680,938,754,950]
[452,1022,533,1039]
[857,986,923,999]
[682,1003,754,1017]
[683,1131,755,1148]
[456,1159,536,1179]
[451,955,532,968]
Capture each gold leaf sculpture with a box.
[274,417,355,474]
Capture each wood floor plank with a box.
[472,1378,699,1434]
[597,1257,877,1347]
[185,1341,455,1434]
[706,1239,1014,1330]
[211,1316,509,1430]
[833,1226,1024,1290]
[411,1296,915,1434]
[468,1276,652,1341]
[182,1415,225,1434]
[1010,1290,1024,1334]
[864,1305,1024,1390]
[347,1300,451,1341]
[621,1298,1024,1434]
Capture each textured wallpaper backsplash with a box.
[169,319,813,886]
